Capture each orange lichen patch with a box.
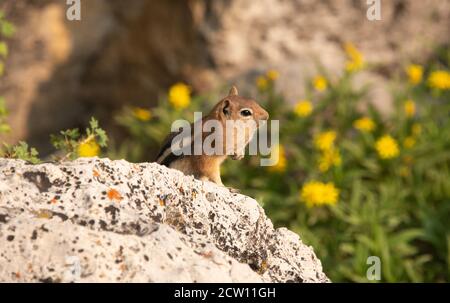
[14,272,21,279]
[159,199,165,206]
[93,169,100,177]
[107,189,123,202]
[200,251,213,258]
[120,263,128,272]
[258,260,269,274]
[50,197,58,204]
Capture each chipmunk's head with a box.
[211,86,269,159]
[214,86,269,123]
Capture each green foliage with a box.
[114,45,450,282]
[50,117,108,160]
[0,10,12,131]
[0,96,10,133]
[0,13,39,164]
[0,141,40,164]
[0,10,14,77]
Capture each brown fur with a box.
[156,86,269,188]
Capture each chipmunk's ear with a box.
[222,99,231,117]
[228,85,239,96]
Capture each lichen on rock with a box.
[0,157,329,282]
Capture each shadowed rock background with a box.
[0,0,449,153]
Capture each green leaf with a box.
[1,21,15,38]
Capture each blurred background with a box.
[0,0,449,282]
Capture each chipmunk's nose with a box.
[260,109,269,121]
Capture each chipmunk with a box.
[155,86,269,190]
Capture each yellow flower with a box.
[168,83,191,109]
[318,148,342,172]
[375,135,400,159]
[266,70,279,81]
[313,75,328,92]
[78,139,100,158]
[268,144,287,173]
[411,123,422,136]
[133,107,152,121]
[428,70,450,90]
[406,64,423,85]
[294,100,313,117]
[256,76,269,91]
[404,100,416,118]
[403,136,416,149]
[353,117,375,132]
[300,181,339,207]
[344,43,364,73]
[314,131,337,151]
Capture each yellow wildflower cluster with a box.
[294,100,313,117]
[77,139,100,158]
[375,135,399,159]
[257,69,279,91]
[314,131,340,172]
[412,123,422,136]
[313,75,328,92]
[266,69,279,81]
[404,100,416,118]
[133,107,152,121]
[353,117,375,132]
[169,83,191,110]
[403,136,416,149]
[268,144,287,173]
[318,148,342,172]
[300,181,339,207]
[344,43,364,73]
[403,123,422,149]
[406,64,423,85]
[256,76,268,90]
[314,131,337,151]
[428,70,450,90]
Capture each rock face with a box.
[1,0,449,150]
[0,158,329,282]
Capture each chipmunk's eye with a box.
[240,109,253,117]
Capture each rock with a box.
[0,157,329,282]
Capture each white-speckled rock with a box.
[0,158,329,282]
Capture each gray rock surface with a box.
[0,158,329,282]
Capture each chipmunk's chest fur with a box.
[168,155,226,185]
